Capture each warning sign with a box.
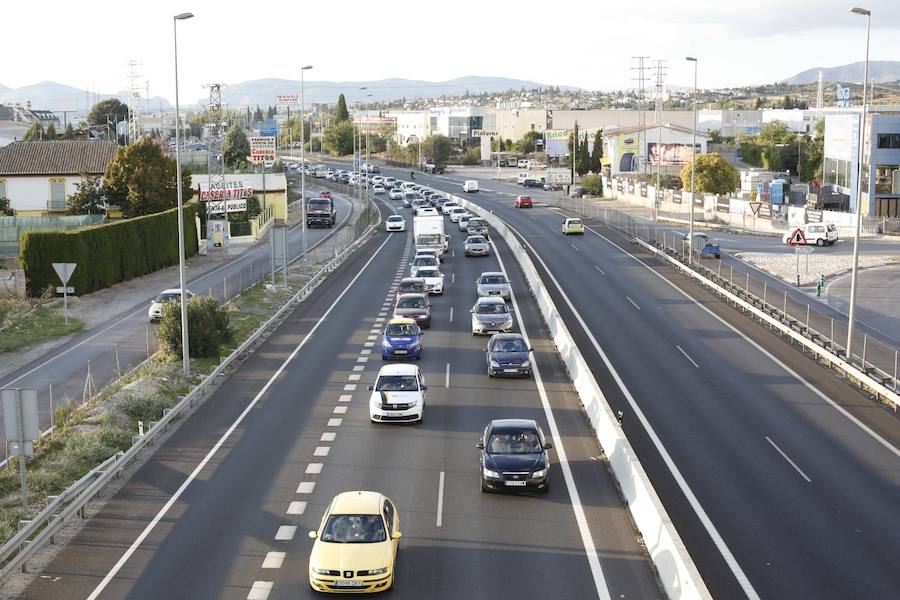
[787,228,807,246]
[749,201,762,215]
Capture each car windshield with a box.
[468,219,485,226]
[308,199,331,210]
[413,257,436,266]
[376,375,420,391]
[492,338,528,352]
[398,297,427,309]
[476,302,508,315]
[418,269,439,278]
[450,208,463,214]
[404,193,417,200]
[155,292,181,303]
[488,431,542,454]
[467,237,486,244]
[320,514,386,543]
[480,275,507,285]
[388,216,403,222]
[386,323,417,336]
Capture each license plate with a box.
[503,369,518,373]
[334,580,364,587]
[504,480,527,486]
[489,291,500,295]
[394,350,408,354]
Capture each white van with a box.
[463,180,479,193]
[517,172,530,185]
[782,223,839,246]
[517,159,529,169]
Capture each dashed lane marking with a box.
[287,501,306,515]
[306,463,324,474]
[247,581,273,600]
[313,446,330,457]
[320,432,337,442]
[333,406,348,414]
[274,526,296,541]
[296,482,316,494]
[261,552,285,569]
[327,418,343,427]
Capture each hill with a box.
[0,81,172,113]
[783,61,900,85]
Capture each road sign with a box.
[260,127,277,137]
[250,136,276,162]
[2,388,39,509]
[472,129,498,137]
[787,228,807,246]
[56,286,74,294]
[52,262,76,326]
[749,201,762,215]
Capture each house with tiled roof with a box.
[0,140,118,216]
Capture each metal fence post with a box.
[718,259,722,278]
[783,291,787,316]
[224,277,227,302]
[146,324,151,359]
[49,384,54,430]
[730,265,734,284]
[862,334,867,369]
[831,318,835,348]
[805,305,810,331]
[894,350,898,391]
[745,273,750,291]
[115,344,121,377]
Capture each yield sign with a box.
[749,201,762,215]
[787,228,807,246]
[52,263,77,284]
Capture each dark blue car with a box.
[382,317,423,360]
[485,333,532,377]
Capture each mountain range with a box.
[0,81,172,114]
[782,61,900,85]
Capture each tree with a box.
[104,138,192,218]
[576,134,590,177]
[45,123,57,139]
[223,124,250,168]
[753,97,764,109]
[799,119,824,183]
[22,122,44,141]
[581,173,603,196]
[783,95,794,109]
[517,131,541,154]
[681,153,739,195]
[708,129,723,144]
[253,105,263,122]
[87,98,128,127]
[589,129,603,174]
[421,135,452,165]
[335,94,350,122]
[65,175,107,215]
[758,120,793,145]
[158,296,234,359]
[63,122,75,139]
[0,196,12,216]
[323,120,355,156]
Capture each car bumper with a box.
[382,347,421,360]
[465,247,489,255]
[386,225,405,231]
[472,323,513,335]
[309,572,393,593]
[370,403,422,422]
[477,290,511,299]
[488,365,532,377]
[482,475,548,492]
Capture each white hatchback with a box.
[369,364,426,423]
[148,288,194,321]
[385,215,406,232]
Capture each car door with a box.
[383,498,399,557]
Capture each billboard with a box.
[198,180,254,201]
[647,143,700,166]
[207,199,248,214]
[276,94,300,109]
[250,136,276,162]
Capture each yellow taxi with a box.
[562,217,585,235]
[308,491,401,593]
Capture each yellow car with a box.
[562,217,585,235]
[308,491,401,593]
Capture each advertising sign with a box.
[480,135,492,162]
[472,129,498,137]
[250,136,276,162]
[759,203,772,219]
[198,180,254,201]
[647,143,699,165]
[207,218,230,253]
[207,199,248,214]
[276,94,300,108]
[836,85,851,108]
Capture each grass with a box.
[0,304,84,354]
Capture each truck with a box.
[307,196,336,228]
[424,162,445,175]
[413,215,447,255]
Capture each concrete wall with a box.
[2,174,88,215]
[551,109,695,131]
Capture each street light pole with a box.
[300,65,313,263]
[686,56,698,265]
[173,11,194,376]
[846,6,872,360]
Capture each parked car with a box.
[148,288,194,321]
[477,419,551,493]
[485,333,533,377]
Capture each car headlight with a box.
[311,567,333,575]
[382,340,391,348]
[363,566,388,575]
[532,468,548,478]
[406,398,419,407]
[483,468,500,478]
[521,360,530,368]
[489,360,499,367]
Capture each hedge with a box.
[19,203,199,297]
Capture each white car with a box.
[410,255,438,277]
[385,215,406,232]
[782,223,838,246]
[389,188,404,200]
[470,297,514,335]
[413,247,441,263]
[416,207,439,217]
[372,184,386,194]
[372,176,385,185]
[148,288,194,321]
[368,364,426,423]
[440,201,459,215]
[458,215,472,231]
[415,267,445,295]
[463,179,479,193]
[448,207,468,223]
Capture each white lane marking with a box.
[327,418,343,427]
[352,365,365,372]
[356,357,368,363]
[370,328,380,334]
[445,363,450,388]
[287,501,307,515]
[348,374,361,381]
[449,307,454,322]
[364,342,375,347]
[339,394,352,402]
[344,384,357,391]
[765,436,812,482]
[320,432,337,442]
[313,446,330,457]
[595,266,606,276]
[247,581,274,600]
[378,311,388,317]
[306,463,324,474]
[262,552,285,569]
[297,481,316,494]
[333,406,348,414]
[583,223,900,463]
[676,345,700,369]
[513,221,760,599]
[274,525,297,541]
[360,349,372,355]
[489,237,612,600]
[84,233,396,600]
[367,335,377,341]
[571,243,580,252]
[436,471,445,527]
[451,272,455,284]
[625,296,640,310]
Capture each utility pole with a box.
[653,59,668,221]
[632,56,650,174]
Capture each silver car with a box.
[475,271,511,299]
[470,297,514,335]
[464,235,490,257]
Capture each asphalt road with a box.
[22,197,661,599]
[0,194,353,454]
[343,162,900,599]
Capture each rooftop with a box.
[0,140,118,175]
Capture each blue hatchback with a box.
[382,317,423,360]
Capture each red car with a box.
[515,195,533,208]
[320,190,332,199]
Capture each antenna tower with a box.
[127,60,143,143]
[632,56,651,174]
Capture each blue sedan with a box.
[382,317,423,360]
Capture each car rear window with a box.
[398,297,427,309]
[481,275,507,285]
[399,281,425,293]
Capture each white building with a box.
[0,140,118,216]
[389,111,431,147]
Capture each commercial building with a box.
[604,123,709,175]
[495,108,549,142]
[549,109,695,132]
[390,106,496,148]
[390,110,431,146]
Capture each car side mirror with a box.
[392,531,402,540]
[308,531,318,539]
[484,347,489,352]
[528,347,534,352]
[543,443,553,450]
[469,309,474,313]
[367,385,374,390]
[475,442,485,450]
[421,385,428,391]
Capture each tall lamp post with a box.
[357,86,367,179]
[173,11,194,376]
[300,65,313,262]
[846,6,872,360]
[686,56,698,264]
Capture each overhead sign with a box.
[250,136,276,162]
[207,199,248,214]
[787,228,807,246]
[276,94,300,108]
[472,129,498,137]
[52,263,76,285]
[198,180,254,201]
[749,201,762,215]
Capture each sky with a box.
[2,0,899,104]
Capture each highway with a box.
[21,197,661,599]
[337,163,900,599]
[0,194,353,454]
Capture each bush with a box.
[158,295,234,359]
[581,174,604,196]
[120,394,174,425]
[19,203,199,297]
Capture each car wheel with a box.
[816,238,824,246]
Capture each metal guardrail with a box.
[0,203,380,581]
